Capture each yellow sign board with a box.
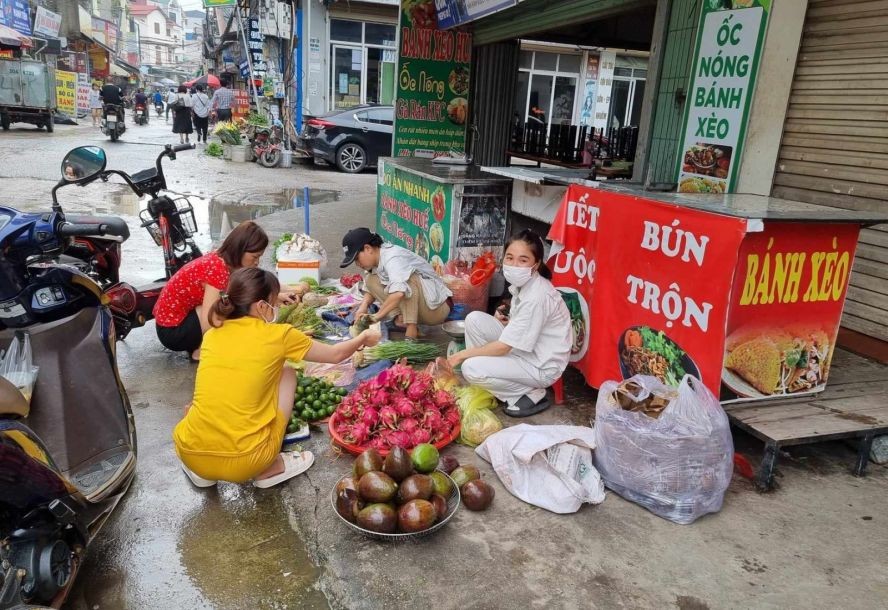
[56,70,77,116]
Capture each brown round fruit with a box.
[429,493,448,521]
[353,449,384,478]
[335,488,364,523]
[396,474,433,504]
[383,446,414,482]
[358,471,398,503]
[357,503,398,533]
[461,479,494,511]
[437,454,459,474]
[450,464,480,488]
[335,475,359,495]
[398,499,437,533]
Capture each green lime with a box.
[337,387,348,396]
[326,405,336,416]
[312,400,322,409]
[333,395,342,404]
[300,409,311,419]
[411,443,440,473]
[296,386,304,395]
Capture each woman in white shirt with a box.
[88,83,103,127]
[190,84,211,143]
[170,85,193,144]
[447,230,572,417]
[341,228,451,339]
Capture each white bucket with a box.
[222,143,232,160]
[231,145,247,162]
[279,149,293,168]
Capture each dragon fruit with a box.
[333,360,460,453]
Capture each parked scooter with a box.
[61,144,202,340]
[133,103,148,126]
[249,120,283,168]
[0,146,137,608]
[102,103,125,141]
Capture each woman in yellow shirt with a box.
[173,267,380,488]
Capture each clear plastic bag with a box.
[593,375,734,524]
[1,333,39,405]
[455,386,501,447]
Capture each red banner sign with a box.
[548,186,747,396]
[721,222,860,401]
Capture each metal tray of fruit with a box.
[330,470,461,542]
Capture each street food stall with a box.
[376,157,511,277]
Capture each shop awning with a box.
[113,58,140,75]
[0,23,32,48]
[79,32,115,55]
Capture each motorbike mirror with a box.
[61,146,107,183]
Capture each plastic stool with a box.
[551,377,564,405]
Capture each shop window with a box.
[515,49,582,130]
[330,20,398,110]
[155,46,161,64]
[609,67,647,129]
[331,19,362,43]
[365,23,396,47]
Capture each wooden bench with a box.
[724,349,888,490]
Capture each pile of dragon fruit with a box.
[333,362,460,452]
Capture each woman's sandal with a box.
[503,394,551,418]
[253,451,315,488]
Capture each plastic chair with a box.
[551,376,564,405]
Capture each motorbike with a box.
[102,104,125,142]
[61,144,202,340]
[0,146,137,608]
[248,120,283,168]
[154,101,163,117]
[133,103,148,126]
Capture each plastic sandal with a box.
[253,451,315,488]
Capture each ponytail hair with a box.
[209,267,280,328]
[506,229,552,280]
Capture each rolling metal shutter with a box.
[772,0,888,341]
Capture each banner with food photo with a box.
[377,161,452,271]
[721,222,861,402]
[393,0,473,158]
[548,185,748,395]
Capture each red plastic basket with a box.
[328,411,461,456]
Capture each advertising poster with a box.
[55,70,77,116]
[202,0,236,7]
[721,222,860,403]
[33,6,61,38]
[248,18,267,76]
[76,73,90,116]
[435,0,516,29]
[548,185,748,397]
[393,0,472,158]
[676,0,770,194]
[579,54,599,127]
[377,161,452,270]
[0,0,31,37]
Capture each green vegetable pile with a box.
[271,232,293,264]
[295,373,347,422]
[639,327,687,386]
[246,111,270,127]
[276,303,329,336]
[205,142,224,157]
[352,341,441,368]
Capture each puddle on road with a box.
[177,487,329,609]
[207,188,340,241]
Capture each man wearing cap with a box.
[340,228,451,339]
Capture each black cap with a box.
[340,227,374,268]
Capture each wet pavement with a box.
[3,120,888,610]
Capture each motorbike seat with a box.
[0,376,30,417]
[66,214,130,241]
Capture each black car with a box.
[299,105,393,173]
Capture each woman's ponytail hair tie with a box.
[219,291,230,305]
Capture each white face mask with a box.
[260,301,278,324]
[502,264,534,287]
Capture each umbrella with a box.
[0,24,32,48]
[160,78,177,86]
[184,74,221,89]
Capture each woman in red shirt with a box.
[154,221,270,360]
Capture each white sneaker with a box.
[181,462,217,487]
[253,451,314,488]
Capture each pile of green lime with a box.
[286,415,307,435]
[296,373,348,422]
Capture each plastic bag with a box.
[443,260,489,315]
[276,233,328,271]
[0,333,39,405]
[455,386,501,447]
[476,424,605,513]
[594,375,733,524]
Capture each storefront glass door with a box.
[332,46,363,109]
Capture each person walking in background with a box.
[191,84,211,144]
[88,82,103,127]
[166,87,177,122]
[211,77,234,122]
[171,85,193,144]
